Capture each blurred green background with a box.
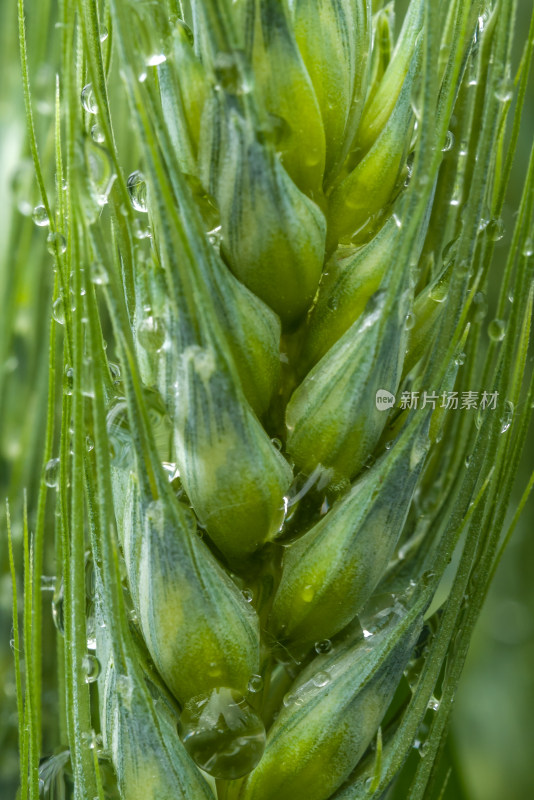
[0,1,532,798]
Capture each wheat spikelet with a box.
[8,0,534,799]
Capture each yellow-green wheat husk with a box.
[6,1,534,799]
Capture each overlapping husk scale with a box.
[89,0,497,798]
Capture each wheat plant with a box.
[5,0,534,799]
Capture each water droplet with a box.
[81,83,98,114]
[301,585,315,603]
[522,237,533,258]
[429,278,449,304]
[52,589,65,634]
[487,218,505,242]
[488,318,506,342]
[283,692,297,707]
[146,53,167,66]
[90,261,109,285]
[442,130,455,152]
[314,639,332,654]
[127,170,148,212]
[495,77,513,103]
[178,688,266,779]
[86,435,94,452]
[41,575,56,592]
[442,236,459,261]
[46,231,67,255]
[410,437,428,470]
[64,365,74,395]
[108,361,121,382]
[207,226,222,249]
[242,588,253,603]
[312,671,330,688]
[213,52,250,95]
[500,400,513,433]
[473,291,488,321]
[247,674,264,693]
[326,295,339,311]
[455,352,466,366]
[44,457,60,488]
[405,312,416,331]
[428,695,440,711]
[91,123,105,144]
[133,219,151,239]
[465,454,472,468]
[99,26,108,43]
[138,315,166,351]
[393,213,402,229]
[32,204,49,227]
[270,437,282,451]
[82,653,101,683]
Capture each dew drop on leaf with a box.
[488,318,506,342]
[441,130,455,152]
[487,218,505,242]
[404,312,415,331]
[91,123,105,144]
[44,457,60,488]
[81,83,98,114]
[127,170,148,212]
[47,231,67,255]
[312,671,330,688]
[178,688,266,779]
[138,315,166,351]
[32,204,49,227]
[247,674,264,693]
[82,654,101,683]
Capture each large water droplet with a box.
[138,315,166,351]
[488,318,506,342]
[314,639,332,655]
[247,674,264,693]
[404,312,416,331]
[178,688,266,779]
[312,671,330,688]
[442,130,455,152]
[127,170,148,212]
[91,123,105,144]
[487,218,505,242]
[32,204,49,227]
[44,457,60,488]
[81,83,98,114]
[473,291,488,321]
[82,653,101,683]
[47,231,67,255]
[522,237,533,258]
[90,261,109,285]
[495,77,513,103]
